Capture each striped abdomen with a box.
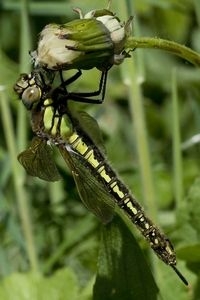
[68,131,177,267]
[39,101,176,267]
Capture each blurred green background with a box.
[1,0,200,299]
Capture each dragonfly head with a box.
[14,73,42,110]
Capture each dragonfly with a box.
[14,70,188,286]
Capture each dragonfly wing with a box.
[69,108,106,153]
[18,137,61,181]
[59,145,115,224]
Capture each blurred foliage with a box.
[1,0,200,299]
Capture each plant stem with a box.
[126,37,200,67]
[0,88,38,272]
[13,0,38,271]
[171,69,183,209]
[115,1,157,219]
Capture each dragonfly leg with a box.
[59,69,83,87]
[50,70,83,99]
[68,69,108,104]
[52,68,109,104]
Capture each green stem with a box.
[171,69,183,209]
[126,37,200,67]
[123,59,157,219]
[0,88,38,272]
[9,0,38,272]
[193,0,200,27]
[115,1,157,219]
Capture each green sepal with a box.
[37,19,114,70]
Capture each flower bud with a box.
[32,7,132,70]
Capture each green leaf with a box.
[155,260,190,300]
[177,244,200,262]
[173,177,200,251]
[0,268,79,300]
[93,216,159,300]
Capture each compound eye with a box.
[21,86,41,109]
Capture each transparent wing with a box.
[59,144,115,224]
[70,108,106,153]
[18,137,61,182]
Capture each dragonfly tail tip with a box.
[171,265,188,286]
